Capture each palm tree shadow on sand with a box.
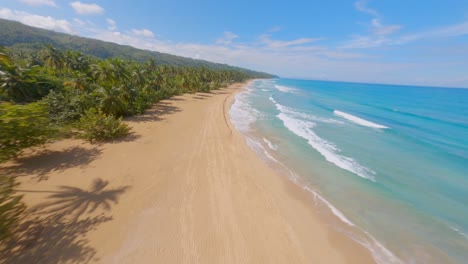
[30,178,129,221]
[0,178,129,264]
[0,146,103,182]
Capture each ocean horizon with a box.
[230,78,468,264]
[275,78,468,90]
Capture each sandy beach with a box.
[1,82,375,263]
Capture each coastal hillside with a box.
[0,18,275,77]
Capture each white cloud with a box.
[131,28,154,37]
[354,0,402,36]
[346,1,402,49]
[73,18,85,26]
[341,35,389,49]
[216,31,239,45]
[371,19,402,35]
[343,20,468,49]
[106,18,116,31]
[259,34,323,49]
[0,7,73,33]
[70,1,104,15]
[354,0,379,17]
[436,21,468,37]
[398,21,468,43]
[2,8,467,87]
[92,27,364,78]
[267,26,282,33]
[17,0,57,7]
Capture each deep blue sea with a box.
[230,79,468,264]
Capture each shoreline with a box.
[231,81,401,264]
[228,81,379,263]
[1,81,375,263]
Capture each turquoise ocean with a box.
[229,79,468,264]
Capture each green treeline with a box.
[1,44,271,151]
[0,44,273,244]
[0,18,276,251]
[0,18,276,74]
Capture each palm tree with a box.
[63,71,90,92]
[108,58,129,82]
[91,61,115,84]
[0,50,38,101]
[130,64,146,88]
[96,85,127,117]
[63,50,90,73]
[39,45,65,72]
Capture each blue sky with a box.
[1,0,468,87]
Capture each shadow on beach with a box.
[126,88,232,123]
[0,146,103,182]
[192,92,213,100]
[126,101,182,123]
[0,178,129,264]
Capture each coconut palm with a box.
[39,45,65,71]
[96,85,127,117]
[63,71,90,92]
[0,50,38,101]
[91,61,115,84]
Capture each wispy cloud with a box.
[131,28,154,38]
[397,21,468,43]
[259,34,323,49]
[371,19,402,35]
[0,7,73,33]
[0,8,366,73]
[354,0,402,36]
[73,18,85,26]
[106,18,116,31]
[2,8,467,87]
[343,20,468,49]
[341,35,389,49]
[354,0,379,17]
[267,26,282,33]
[344,1,402,49]
[70,1,104,15]
[17,0,57,7]
[216,31,239,45]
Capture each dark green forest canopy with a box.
[0,18,277,78]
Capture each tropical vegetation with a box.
[0,19,275,242]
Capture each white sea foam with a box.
[350,231,403,264]
[305,185,402,264]
[263,138,278,150]
[304,186,355,226]
[277,112,376,181]
[449,226,468,240]
[275,84,297,93]
[269,97,375,180]
[244,86,254,93]
[334,110,389,129]
[303,187,402,264]
[246,138,279,163]
[234,84,400,264]
[305,179,402,263]
[269,96,343,124]
[229,90,260,132]
[245,135,399,264]
[245,137,300,183]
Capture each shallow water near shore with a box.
[230,79,468,264]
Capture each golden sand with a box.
[1,82,374,263]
